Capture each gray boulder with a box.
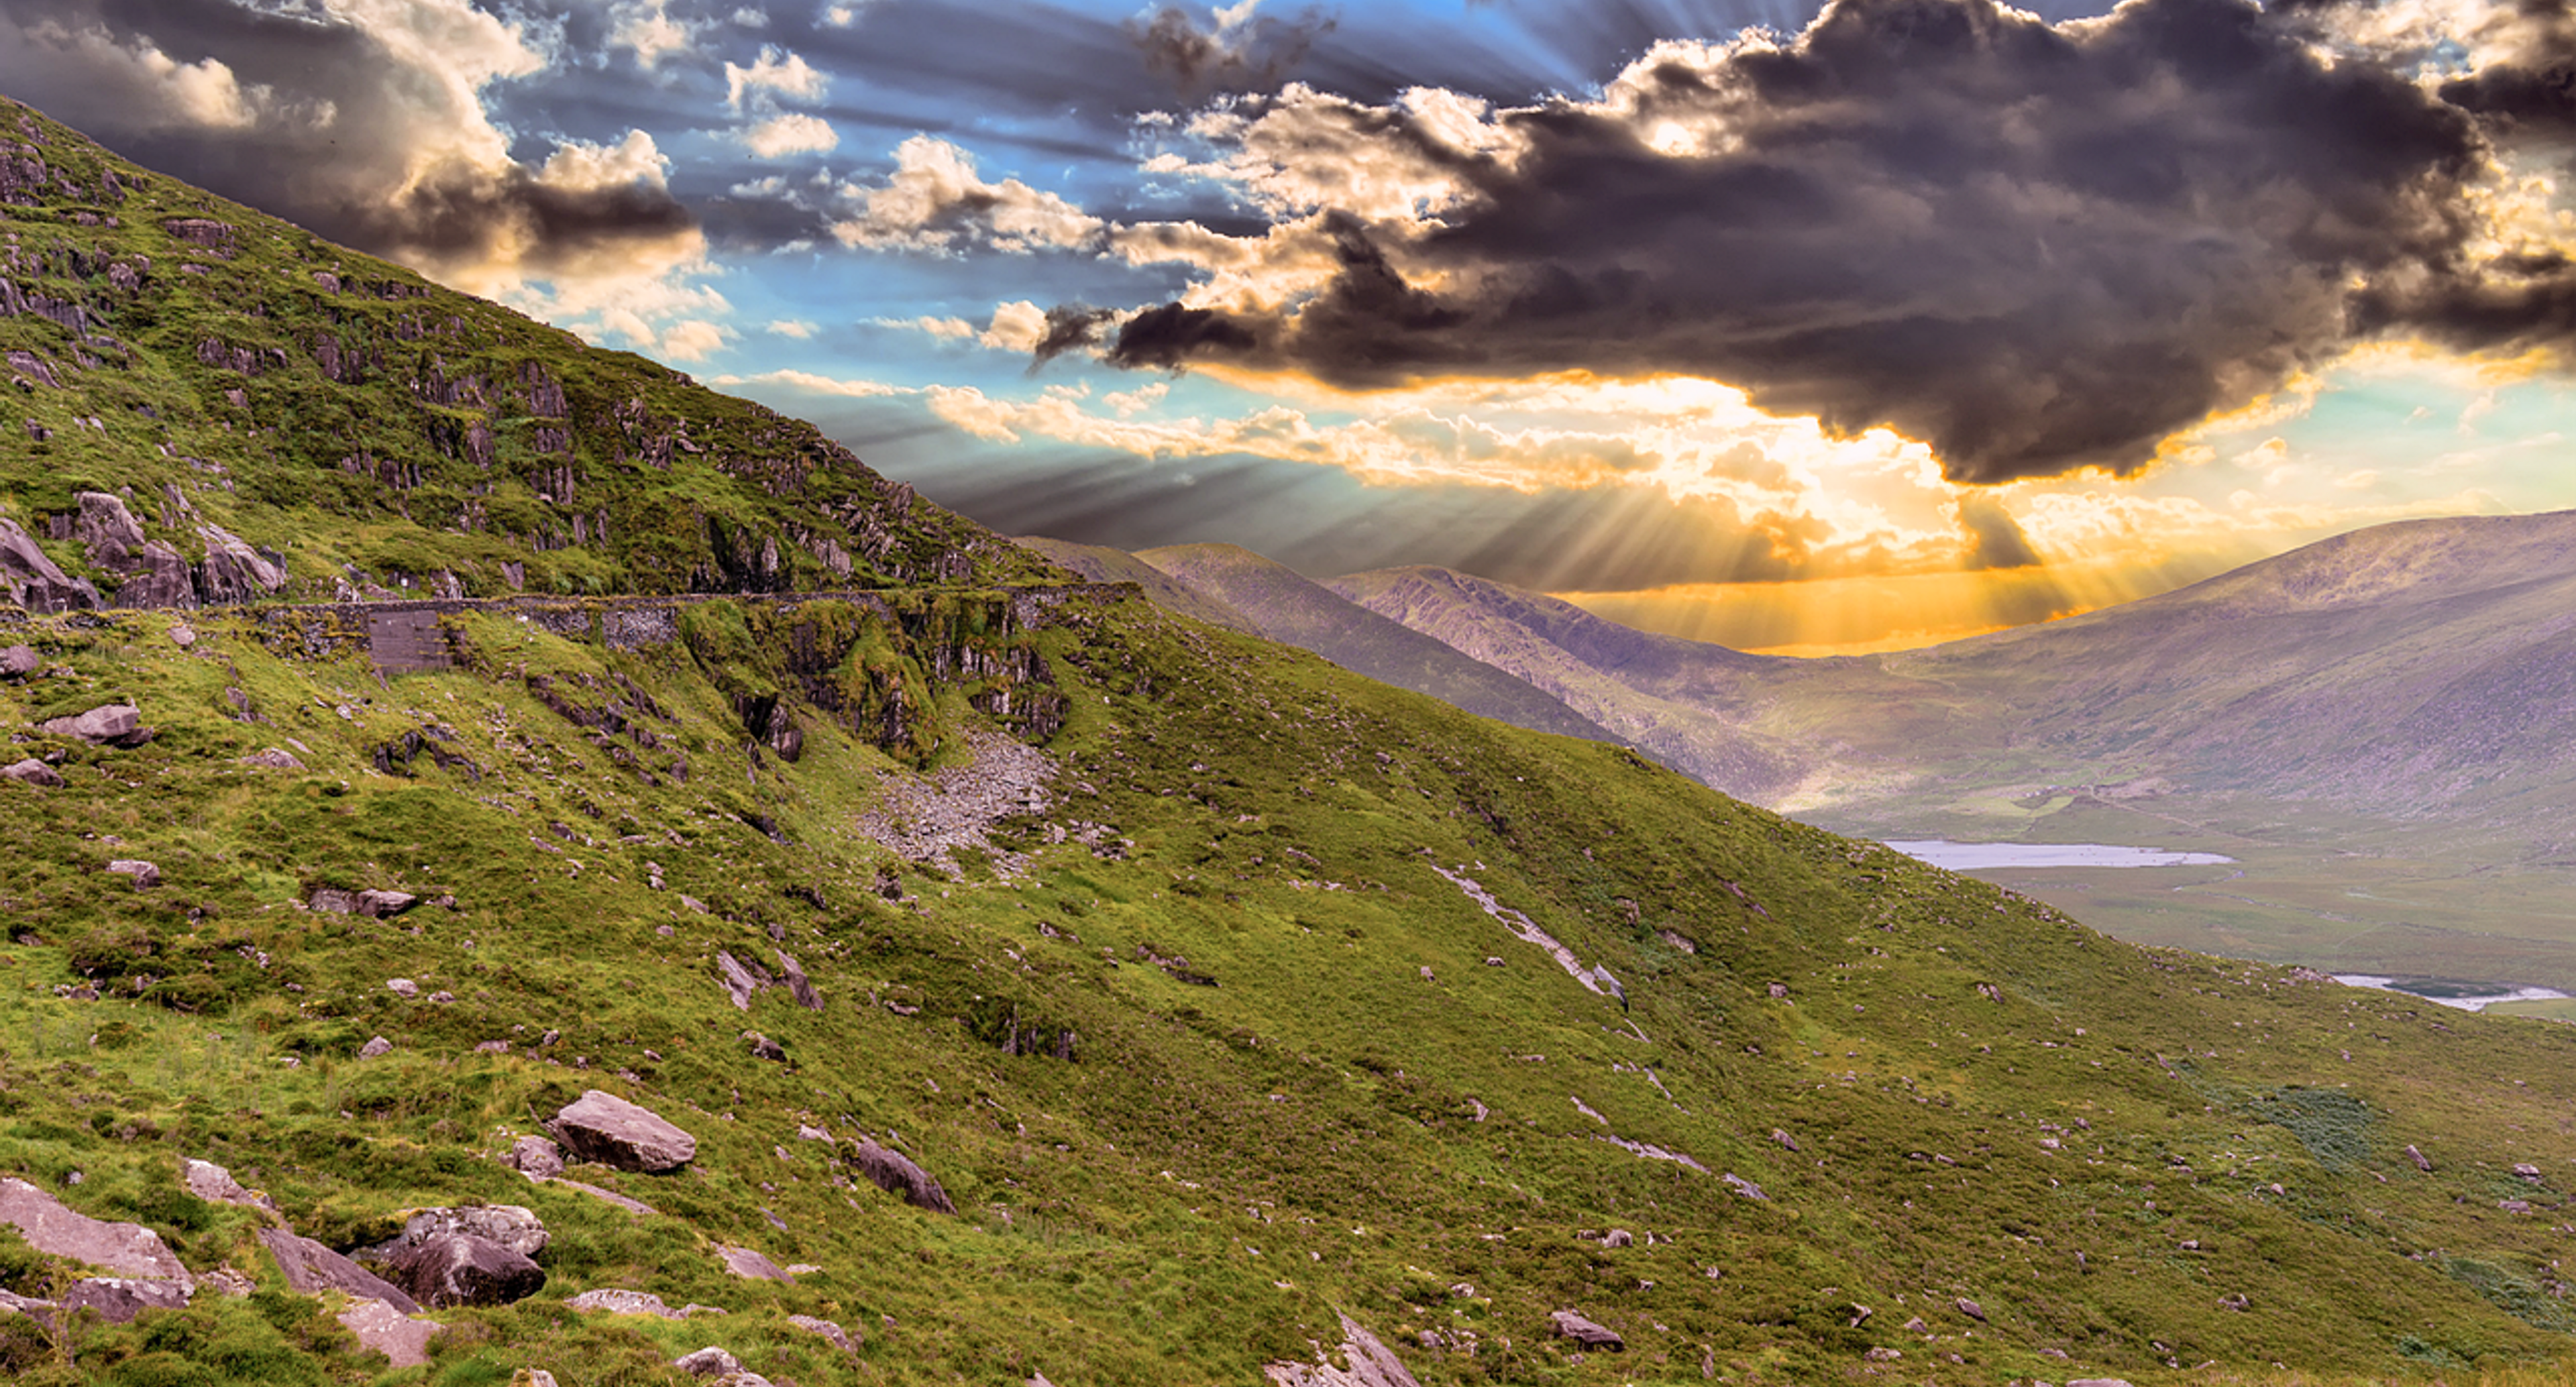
[38,703,150,747]
[1265,1313,1422,1387]
[108,542,196,610]
[358,1036,393,1059]
[105,859,160,890]
[74,491,148,567]
[568,1287,682,1319]
[0,644,36,678]
[1,758,62,788]
[195,524,286,604]
[788,1314,860,1354]
[503,1135,565,1180]
[373,1205,548,1260]
[1549,1309,1623,1350]
[258,1227,420,1313]
[551,1089,697,1172]
[239,747,303,770]
[0,1178,193,1289]
[385,1233,545,1309]
[182,1158,274,1211]
[742,1030,785,1062]
[674,1346,743,1376]
[849,1138,956,1214]
[62,1276,191,1323]
[715,950,771,1009]
[777,950,822,1011]
[357,889,419,918]
[337,1296,439,1368]
[716,1245,792,1282]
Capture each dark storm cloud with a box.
[1128,3,1336,97]
[0,0,697,286]
[1099,0,2576,484]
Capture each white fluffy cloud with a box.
[742,111,837,157]
[831,136,1103,254]
[724,44,828,110]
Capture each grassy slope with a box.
[4,598,2576,1385]
[0,95,1046,599]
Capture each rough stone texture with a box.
[1548,1310,1623,1350]
[106,859,159,889]
[674,1346,743,1376]
[0,644,36,678]
[109,542,197,610]
[182,1158,274,1211]
[39,703,148,746]
[337,1295,440,1368]
[358,889,419,918]
[258,1228,421,1313]
[1263,1313,1423,1387]
[358,1036,393,1058]
[308,888,358,914]
[849,1138,957,1214]
[742,1030,785,1062]
[241,747,303,770]
[0,1178,193,1288]
[716,1245,792,1282]
[62,1276,192,1322]
[539,1176,657,1215]
[199,1266,256,1298]
[788,1314,859,1354]
[2408,1144,2433,1172]
[1,758,63,787]
[514,1372,560,1387]
[715,950,770,1010]
[195,523,286,604]
[386,978,419,999]
[1955,1297,1986,1321]
[503,1135,565,1180]
[0,516,101,612]
[551,1089,697,1172]
[374,1205,549,1260]
[385,1233,545,1309]
[777,949,822,1011]
[568,1287,682,1318]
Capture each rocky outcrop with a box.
[370,1205,549,1260]
[1264,1313,1422,1387]
[568,1287,684,1318]
[62,1277,191,1323]
[195,524,287,604]
[716,950,771,1010]
[788,1315,860,1354]
[1548,1310,1623,1350]
[503,1135,566,1179]
[0,1177,194,1291]
[105,858,159,889]
[849,1138,956,1214]
[337,1296,440,1368]
[384,1233,545,1308]
[0,757,61,787]
[0,518,99,612]
[776,949,822,1010]
[716,1245,792,1282]
[0,644,36,677]
[182,1158,274,1211]
[550,1089,697,1172]
[76,492,197,609]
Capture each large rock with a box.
[0,1178,193,1290]
[715,1245,792,1282]
[0,644,37,678]
[777,949,822,1011]
[258,1227,421,1314]
[61,1276,192,1323]
[385,1233,545,1309]
[849,1138,956,1214]
[195,524,287,604]
[38,703,150,747]
[337,1296,439,1368]
[0,517,101,612]
[74,491,147,565]
[568,1287,682,1319]
[105,859,160,890]
[372,1205,549,1260]
[788,1314,860,1354]
[182,1158,274,1211]
[1548,1310,1623,1351]
[1,758,62,787]
[550,1090,697,1172]
[502,1135,565,1180]
[674,1346,743,1376]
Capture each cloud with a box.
[715,368,912,398]
[11,23,277,129]
[830,135,1104,253]
[742,111,838,157]
[724,43,828,109]
[1082,0,2576,486]
[659,319,735,361]
[1957,494,2041,571]
[608,0,695,69]
[1128,0,1336,97]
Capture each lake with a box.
[1884,840,2238,871]
[2331,975,2572,1013]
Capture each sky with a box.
[7,0,2576,655]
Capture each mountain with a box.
[1334,516,2576,987]
[1120,542,1623,747]
[9,92,2576,1387]
[1011,535,1262,635]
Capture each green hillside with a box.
[7,92,2576,1387]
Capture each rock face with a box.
[551,1089,698,1172]
[195,523,288,604]
[777,950,822,1010]
[259,1227,421,1314]
[1263,1313,1423,1387]
[38,703,150,746]
[337,1296,440,1368]
[0,1177,194,1288]
[849,1138,957,1214]
[62,1277,192,1323]
[385,1233,545,1309]
[0,517,101,612]
[1548,1310,1623,1350]
[374,1205,549,1260]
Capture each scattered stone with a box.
[540,1176,657,1216]
[62,1276,192,1322]
[0,645,36,679]
[38,703,149,746]
[568,1288,682,1318]
[258,1228,420,1313]
[166,622,195,648]
[2218,1292,2251,1312]
[777,949,822,1011]
[199,1266,256,1298]
[105,859,158,889]
[338,1295,440,1368]
[386,978,419,999]
[716,1245,793,1282]
[742,1030,786,1062]
[1866,1347,1903,1362]
[1721,1172,1767,1201]
[182,1158,273,1211]
[1549,1309,1623,1351]
[849,1138,957,1214]
[0,758,62,787]
[1771,1128,1799,1152]
[2068,1380,2140,1387]
[550,1089,698,1172]
[715,950,773,1009]
[2408,1144,2432,1172]
[386,1233,546,1308]
[1600,1229,1633,1248]
[1955,1297,1986,1322]
[308,888,358,914]
[503,1136,565,1180]
[477,1040,510,1054]
[240,747,303,770]
[358,1036,393,1059]
[514,1372,559,1387]
[674,1346,743,1376]
[2515,1162,2544,1184]
[374,1205,549,1260]
[1767,983,1788,999]
[358,889,419,918]
[0,1178,193,1290]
